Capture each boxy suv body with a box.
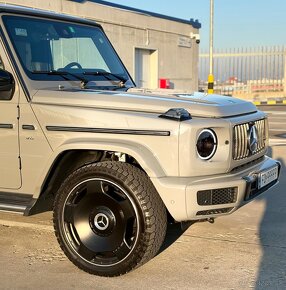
[0,5,280,276]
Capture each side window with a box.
[0,55,15,101]
[0,55,4,70]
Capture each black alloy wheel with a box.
[53,161,167,276]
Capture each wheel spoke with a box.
[78,243,95,261]
[114,240,131,260]
[75,181,103,211]
[84,233,120,253]
[86,180,104,196]
[84,180,116,204]
[64,203,77,223]
[119,199,135,221]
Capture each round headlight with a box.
[196,129,217,160]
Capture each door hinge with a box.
[17,105,20,120]
[18,156,22,170]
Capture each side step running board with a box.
[0,192,33,214]
[0,203,27,213]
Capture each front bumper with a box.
[151,156,280,222]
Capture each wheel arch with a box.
[27,141,167,215]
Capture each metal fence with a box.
[199,46,286,101]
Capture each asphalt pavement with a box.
[0,105,286,289]
[258,105,286,142]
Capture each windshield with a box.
[3,15,134,89]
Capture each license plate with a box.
[258,166,278,189]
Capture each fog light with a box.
[196,129,217,160]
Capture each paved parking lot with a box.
[0,107,286,289]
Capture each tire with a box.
[53,161,167,276]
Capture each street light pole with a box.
[208,0,214,94]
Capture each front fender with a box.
[33,138,168,198]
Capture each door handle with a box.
[0,123,13,129]
[22,125,35,130]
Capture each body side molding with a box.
[46,126,170,136]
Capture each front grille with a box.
[196,207,234,216]
[197,187,238,206]
[233,118,267,160]
[231,156,264,173]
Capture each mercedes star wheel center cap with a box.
[94,213,109,231]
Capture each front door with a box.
[0,45,21,190]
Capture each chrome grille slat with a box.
[234,125,238,159]
[241,125,245,159]
[260,119,264,149]
[241,125,245,158]
[233,118,267,160]
[246,123,250,156]
[258,119,263,150]
[238,127,242,158]
[258,120,262,150]
[256,120,260,151]
[242,124,247,157]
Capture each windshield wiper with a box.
[32,70,89,89]
[83,71,128,89]
[32,70,130,90]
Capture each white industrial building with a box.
[3,0,201,90]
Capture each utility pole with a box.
[208,0,214,94]
[284,49,286,97]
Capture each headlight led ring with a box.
[196,129,217,160]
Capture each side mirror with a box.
[0,69,15,100]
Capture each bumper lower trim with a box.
[243,161,281,201]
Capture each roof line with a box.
[0,3,102,27]
[69,0,201,29]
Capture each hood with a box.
[32,88,257,118]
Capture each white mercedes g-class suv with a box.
[0,5,280,276]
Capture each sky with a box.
[104,0,286,51]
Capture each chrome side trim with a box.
[46,126,170,136]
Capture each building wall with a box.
[3,0,200,91]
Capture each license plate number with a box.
[258,166,278,189]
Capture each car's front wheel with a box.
[53,161,167,276]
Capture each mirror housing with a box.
[0,69,15,100]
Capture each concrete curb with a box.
[254,100,286,105]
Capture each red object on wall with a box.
[159,78,170,89]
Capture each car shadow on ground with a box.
[158,221,193,254]
[256,146,286,289]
